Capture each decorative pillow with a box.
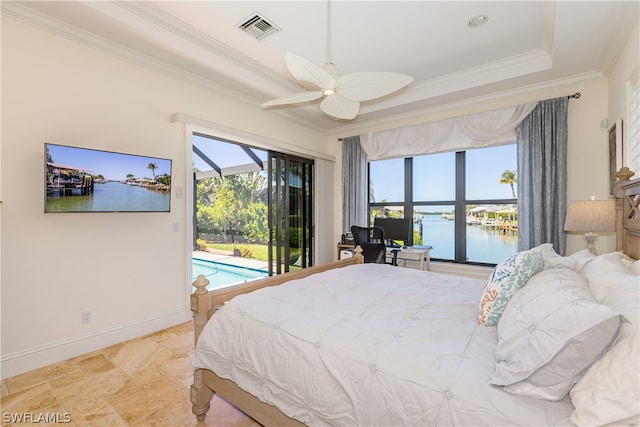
[478,250,543,326]
[491,269,622,400]
[570,259,640,426]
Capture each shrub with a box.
[196,238,208,251]
[240,246,253,259]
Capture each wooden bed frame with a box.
[616,167,640,259]
[190,170,640,426]
[190,247,364,425]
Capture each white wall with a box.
[608,23,639,174]
[0,16,331,378]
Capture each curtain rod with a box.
[338,92,582,141]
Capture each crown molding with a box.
[333,71,605,137]
[362,49,552,114]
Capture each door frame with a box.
[174,115,335,321]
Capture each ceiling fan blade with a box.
[337,72,413,102]
[261,91,323,107]
[286,53,336,90]
[320,93,359,120]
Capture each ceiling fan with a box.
[261,1,413,120]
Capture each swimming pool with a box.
[192,258,268,290]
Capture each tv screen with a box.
[45,143,172,213]
[373,217,412,244]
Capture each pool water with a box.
[192,258,268,290]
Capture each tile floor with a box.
[0,322,260,426]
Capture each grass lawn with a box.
[207,243,269,261]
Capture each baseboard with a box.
[430,261,493,280]
[1,310,188,380]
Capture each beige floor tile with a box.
[1,322,258,427]
[1,404,72,427]
[47,366,87,391]
[0,383,59,415]
[53,368,132,411]
[202,395,260,427]
[4,360,81,394]
[108,376,186,424]
[99,342,126,361]
[127,364,171,386]
[110,338,172,376]
[158,332,194,357]
[158,354,194,381]
[64,398,127,427]
[75,353,116,376]
[129,409,183,427]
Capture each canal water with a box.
[419,214,518,264]
[46,181,170,212]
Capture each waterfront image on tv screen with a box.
[45,143,172,213]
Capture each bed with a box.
[190,170,640,426]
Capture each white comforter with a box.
[193,263,573,426]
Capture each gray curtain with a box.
[341,136,368,233]
[517,97,568,254]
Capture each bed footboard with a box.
[190,247,363,423]
[190,368,214,421]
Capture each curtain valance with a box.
[360,102,538,160]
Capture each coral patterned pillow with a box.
[478,250,544,326]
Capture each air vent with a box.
[237,12,280,41]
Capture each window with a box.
[369,157,405,203]
[368,144,518,265]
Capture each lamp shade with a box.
[564,200,615,232]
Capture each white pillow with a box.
[583,252,640,314]
[491,269,622,400]
[529,243,595,272]
[477,250,544,326]
[570,323,639,426]
[570,256,640,426]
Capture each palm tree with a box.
[147,162,158,182]
[499,170,517,199]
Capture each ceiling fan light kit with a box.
[261,1,413,120]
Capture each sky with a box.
[370,144,517,204]
[46,143,172,181]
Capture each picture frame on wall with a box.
[609,119,623,196]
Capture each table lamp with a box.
[564,198,615,255]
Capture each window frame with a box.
[367,150,518,266]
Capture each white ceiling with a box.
[5,1,639,133]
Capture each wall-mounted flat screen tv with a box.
[45,143,172,213]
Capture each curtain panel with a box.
[341,136,368,233]
[360,103,538,160]
[517,97,569,254]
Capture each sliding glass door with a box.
[268,152,314,275]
